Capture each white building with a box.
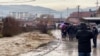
[9,12,36,20]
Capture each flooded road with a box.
[19,30,100,56]
[44,30,100,56]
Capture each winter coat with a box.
[76,30,94,53]
[67,25,77,35]
[92,27,98,36]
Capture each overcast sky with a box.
[0,0,99,11]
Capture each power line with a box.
[0,0,35,3]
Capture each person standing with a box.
[92,26,98,48]
[67,24,77,41]
[76,23,94,56]
[59,22,67,38]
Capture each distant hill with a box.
[0,5,60,18]
[0,5,98,18]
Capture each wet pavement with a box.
[19,30,100,56]
[44,30,100,56]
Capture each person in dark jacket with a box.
[76,23,94,56]
[92,26,98,48]
[67,24,77,41]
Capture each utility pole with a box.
[67,8,69,17]
[77,5,80,18]
[96,0,99,8]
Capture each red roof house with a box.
[69,11,96,18]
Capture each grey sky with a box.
[0,0,99,11]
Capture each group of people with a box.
[60,22,99,56]
[60,22,77,41]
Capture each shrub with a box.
[0,34,3,38]
[2,16,21,37]
[37,21,48,34]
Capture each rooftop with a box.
[82,17,100,20]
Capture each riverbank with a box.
[0,31,54,56]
